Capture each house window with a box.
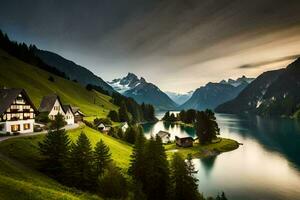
[11,124,20,132]
[23,123,30,130]
[24,113,31,120]
[11,113,21,120]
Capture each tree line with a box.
[0,29,68,79]
[87,84,157,123]
[109,92,156,123]
[163,109,220,144]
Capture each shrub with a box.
[5,132,10,136]
[36,112,50,123]
[13,132,20,136]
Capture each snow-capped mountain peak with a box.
[220,75,255,87]
[107,73,177,110]
[107,73,142,93]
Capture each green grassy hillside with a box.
[0,126,132,171]
[0,126,132,199]
[0,152,101,200]
[0,49,117,117]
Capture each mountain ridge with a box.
[216,58,300,117]
[180,76,253,110]
[35,49,115,93]
[108,73,177,110]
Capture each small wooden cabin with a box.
[175,136,194,147]
[71,107,85,123]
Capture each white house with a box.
[97,123,111,132]
[0,88,37,134]
[38,94,75,125]
[39,94,65,120]
[63,105,75,125]
[121,122,129,132]
[157,130,171,144]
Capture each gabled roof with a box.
[71,106,85,116]
[0,88,37,115]
[39,94,65,113]
[157,130,171,138]
[63,105,74,114]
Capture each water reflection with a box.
[143,113,300,200]
[199,156,218,177]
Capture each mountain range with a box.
[165,91,193,105]
[108,73,177,110]
[216,58,300,117]
[35,49,114,93]
[180,76,254,110]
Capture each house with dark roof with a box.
[62,105,75,125]
[97,123,111,132]
[39,94,66,121]
[175,136,194,147]
[0,88,37,133]
[71,106,85,123]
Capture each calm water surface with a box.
[142,112,300,200]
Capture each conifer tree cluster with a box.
[162,109,220,144]
[129,133,205,200]
[0,29,68,79]
[39,114,126,199]
[109,92,156,123]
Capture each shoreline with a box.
[165,137,240,159]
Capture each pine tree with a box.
[128,129,146,182]
[38,114,70,180]
[143,136,170,200]
[50,113,66,131]
[195,110,220,144]
[98,163,128,199]
[118,102,130,122]
[170,153,202,200]
[67,132,94,189]
[93,139,112,178]
[186,153,197,175]
[124,126,137,144]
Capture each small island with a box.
[161,109,240,158]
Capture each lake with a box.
[142,112,300,200]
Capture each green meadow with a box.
[0,49,117,118]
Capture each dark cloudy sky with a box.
[1,0,300,93]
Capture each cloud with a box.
[237,54,300,69]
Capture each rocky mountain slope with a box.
[215,58,300,118]
[108,73,177,110]
[180,76,253,110]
